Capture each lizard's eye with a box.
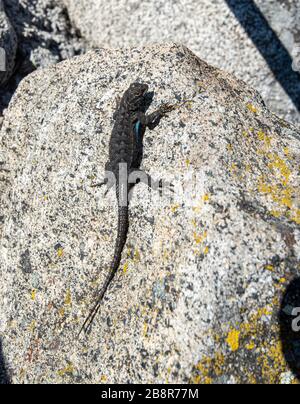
[132,93,144,103]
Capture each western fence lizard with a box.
[80,83,173,334]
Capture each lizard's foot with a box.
[159,103,176,114]
[91,177,108,188]
[91,179,112,197]
[161,99,195,113]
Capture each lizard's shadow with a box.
[279,277,300,382]
[135,90,164,165]
[0,337,10,384]
[143,90,166,128]
[143,91,155,113]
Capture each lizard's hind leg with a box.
[91,174,116,197]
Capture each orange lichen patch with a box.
[57,363,74,377]
[246,103,258,114]
[226,329,240,352]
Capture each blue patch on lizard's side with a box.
[135,121,141,140]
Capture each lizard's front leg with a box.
[146,104,174,130]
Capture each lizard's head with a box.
[126,82,149,110]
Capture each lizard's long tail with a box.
[79,206,129,335]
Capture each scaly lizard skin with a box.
[80,83,173,334]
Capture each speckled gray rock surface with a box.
[0,44,299,384]
[0,0,85,114]
[63,0,300,127]
[3,0,84,68]
[0,0,17,86]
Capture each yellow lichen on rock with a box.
[246,103,258,114]
[258,341,287,385]
[123,262,129,274]
[256,147,298,224]
[65,290,72,306]
[226,329,240,352]
[203,246,209,255]
[191,302,296,384]
[57,363,74,377]
[31,289,36,301]
[193,231,207,245]
[257,130,272,148]
[57,247,64,258]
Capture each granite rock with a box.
[62,0,300,127]
[0,0,85,114]
[0,0,17,86]
[0,44,299,384]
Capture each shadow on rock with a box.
[0,0,84,114]
[0,337,10,384]
[225,0,300,112]
[279,277,300,382]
